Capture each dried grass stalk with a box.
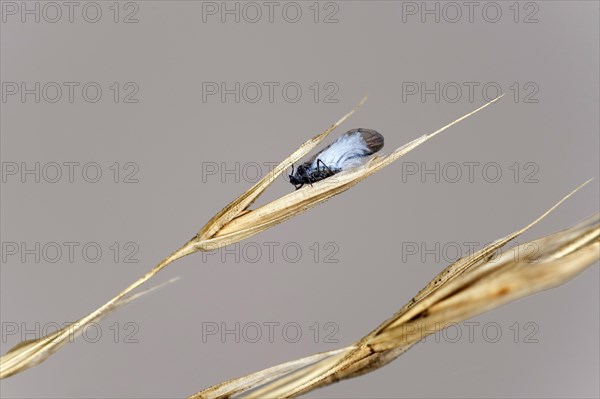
[192,188,598,399]
[1,96,502,379]
[0,277,180,379]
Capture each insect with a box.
[289,128,384,190]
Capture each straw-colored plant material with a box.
[0,96,502,379]
[0,277,179,379]
[191,189,599,399]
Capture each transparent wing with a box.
[309,128,384,171]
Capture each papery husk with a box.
[192,191,598,399]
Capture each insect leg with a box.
[317,159,333,173]
[298,167,312,188]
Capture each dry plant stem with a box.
[0,276,181,379]
[192,186,598,399]
[1,96,503,379]
[190,348,356,399]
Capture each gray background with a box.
[1,1,599,398]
